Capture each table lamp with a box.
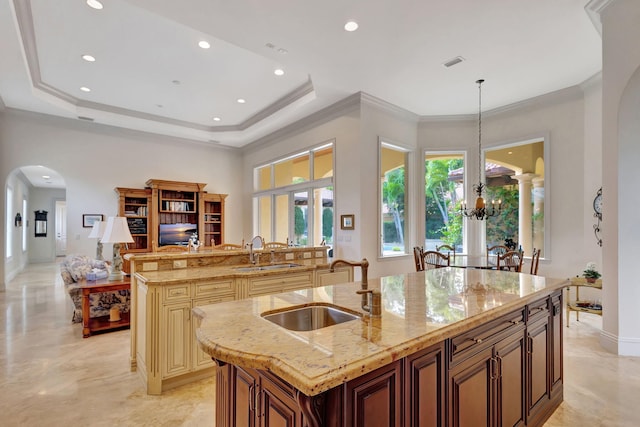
[87,220,107,260]
[101,216,134,281]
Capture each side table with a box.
[79,277,131,338]
[565,277,602,327]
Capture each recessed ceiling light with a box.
[237,98,246,104]
[508,151,513,155]
[213,117,221,122]
[82,54,95,62]
[172,80,181,85]
[86,0,103,10]
[42,175,50,179]
[277,48,288,54]
[198,41,210,49]
[156,104,163,108]
[274,68,285,76]
[80,86,91,92]
[344,20,359,32]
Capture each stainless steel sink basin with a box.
[234,263,301,272]
[262,304,361,331]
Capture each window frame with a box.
[379,139,411,258]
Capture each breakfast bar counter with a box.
[195,267,567,426]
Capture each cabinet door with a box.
[260,373,303,427]
[526,317,550,420]
[234,367,259,427]
[495,330,526,427]
[193,295,234,369]
[161,302,191,379]
[448,346,494,427]
[345,360,402,427]
[315,266,353,287]
[405,343,445,427]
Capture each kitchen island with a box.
[195,267,567,426]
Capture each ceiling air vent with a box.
[443,56,465,68]
[77,116,95,121]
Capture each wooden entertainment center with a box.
[115,179,227,255]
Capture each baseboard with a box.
[600,329,640,356]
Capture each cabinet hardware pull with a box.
[255,384,261,417]
[495,354,503,378]
[467,337,482,344]
[527,335,533,354]
[490,357,498,380]
[248,384,255,412]
[509,320,521,325]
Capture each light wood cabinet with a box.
[115,187,152,253]
[117,180,227,252]
[314,266,353,287]
[242,271,314,298]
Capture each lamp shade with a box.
[101,216,134,244]
[87,220,107,239]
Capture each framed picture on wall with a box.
[83,214,103,228]
[341,214,355,230]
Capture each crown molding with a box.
[585,0,616,36]
[11,0,317,145]
[360,92,420,122]
[242,93,362,152]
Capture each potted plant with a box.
[583,262,601,283]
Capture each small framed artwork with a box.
[83,214,103,228]
[341,214,355,230]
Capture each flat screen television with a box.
[158,223,197,246]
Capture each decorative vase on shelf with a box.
[586,277,596,284]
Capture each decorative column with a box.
[532,177,545,255]
[313,188,323,245]
[512,173,536,255]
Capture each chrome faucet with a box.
[329,258,379,316]
[246,243,258,264]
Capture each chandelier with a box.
[460,79,501,220]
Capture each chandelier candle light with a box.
[460,79,502,220]
[100,216,134,281]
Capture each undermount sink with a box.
[234,263,301,272]
[262,304,361,331]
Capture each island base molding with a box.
[214,289,563,427]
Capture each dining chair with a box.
[530,248,541,275]
[212,243,244,250]
[413,246,424,271]
[487,244,510,263]
[436,244,456,259]
[423,251,450,269]
[264,241,289,249]
[496,250,524,272]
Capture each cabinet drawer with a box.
[247,272,314,296]
[450,309,525,366]
[527,297,550,323]
[194,279,234,298]
[163,283,191,302]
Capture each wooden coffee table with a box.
[79,277,131,338]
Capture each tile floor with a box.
[1,262,639,426]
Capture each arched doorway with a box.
[4,165,66,282]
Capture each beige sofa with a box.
[60,255,130,323]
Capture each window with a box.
[484,139,545,257]
[22,199,27,252]
[424,152,465,252]
[6,187,12,258]
[380,142,409,256]
[253,143,333,247]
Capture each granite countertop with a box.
[135,259,330,284]
[194,267,568,396]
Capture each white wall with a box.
[4,171,30,281]
[601,0,640,356]
[1,109,244,286]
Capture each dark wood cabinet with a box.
[404,344,445,427]
[214,290,563,427]
[344,360,402,427]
